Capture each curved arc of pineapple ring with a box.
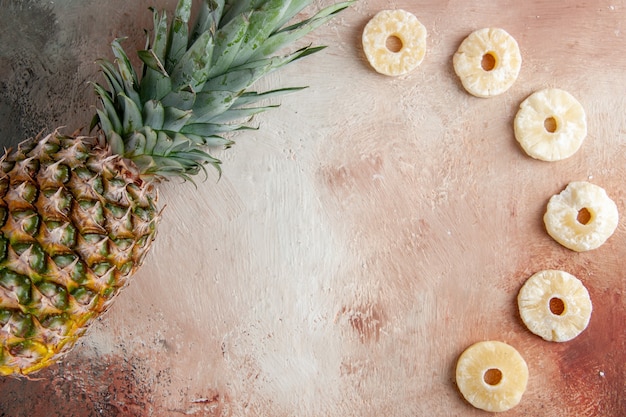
[543,181,618,252]
[517,269,592,342]
[514,88,587,161]
[453,27,521,98]
[361,9,428,77]
[455,340,529,412]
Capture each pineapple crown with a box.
[92,0,353,180]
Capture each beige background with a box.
[1,0,625,415]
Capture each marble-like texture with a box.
[1,0,625,416]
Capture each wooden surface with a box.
[1,0,625,416]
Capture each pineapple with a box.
[514,88,587,161]
[517,270,592,342]
[453,27,522,98]
[0,0,353,376]
[455,340,529,412]
[544,181,618,252]
[361,9,427,77]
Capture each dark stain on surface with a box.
[340,303,385,343]
[181,390,233,417]
[550,286,626,416]
[0,351,156,417]
[0,0,177,150]
[509,243,626,416]
[0,1,77,145]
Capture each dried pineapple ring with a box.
[514,88,587,161]
[453,28,521,97]
[456,340,529,412]
[362,9,427,76]
[544,181,618,252]
[518,270,592,342]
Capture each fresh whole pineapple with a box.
[0,0,353,376]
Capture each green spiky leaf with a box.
[162,107,192,132]
[93,83,123,134]
[170,30,215,92]
[250,0,354,60]
[207,13,250,79]
[111,39,141,106]
[92,0,355,180]
[229,0,291,68]
[142,100,165,130]
[166,0,193,69]
[118,93,143,135]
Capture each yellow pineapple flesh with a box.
[453,27,521,98]
[361,9,427,76]
[455,340,528,412]
[517,270,592,342]
[515,88,587,161]
[544,181,618,252]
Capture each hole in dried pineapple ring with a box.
[483,368,503,385]
[577,207,592,225]
[549,297,565,315]
[361,9,427,76]
[481,52,497,71]
[385,35,403,53]
[454,28,521,97]
[544,116,558,133]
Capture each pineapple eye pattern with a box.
[0,0,355,377]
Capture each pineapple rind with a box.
[0,0,354,377]
[518,270,592,342]
[456,340,529,412]
[0,131,159,376]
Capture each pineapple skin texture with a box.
[0,0,354,376]
[0,131,159,376]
